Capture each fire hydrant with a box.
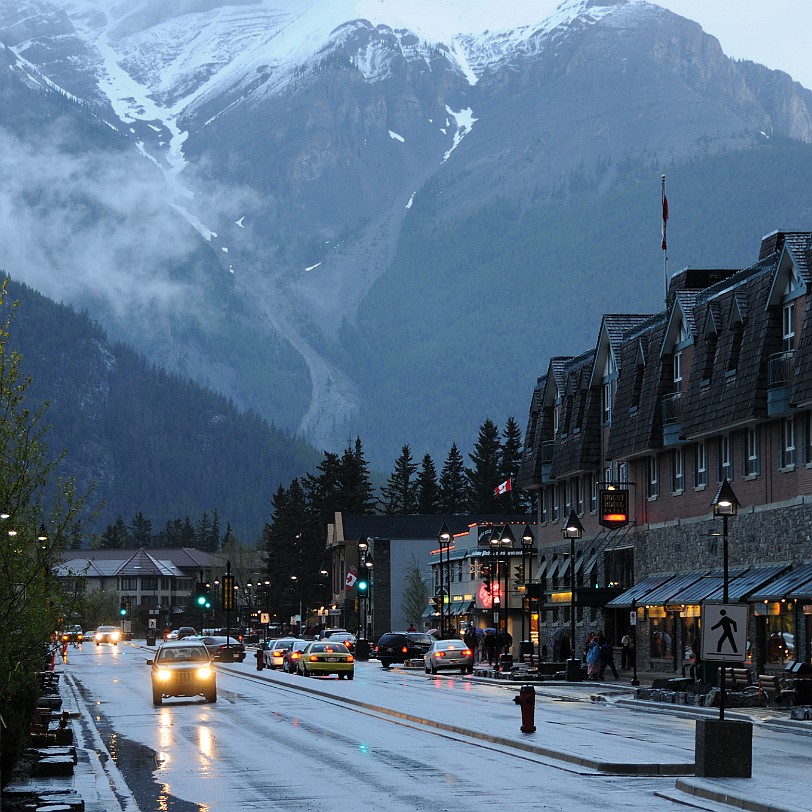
[513,684,536,733]
[255,648,265,671]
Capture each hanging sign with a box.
[599,489,629,527]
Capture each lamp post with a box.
[631,599,639,686]
[438,524,452,639]
[499,524,516,659]
[289,572,298,635]
[356,537,373,659]
[319,563,329,634]
[489,529,501,643]
[563,510,584,681]
[712,477,740,722]
[520,524,535,662]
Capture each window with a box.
[552,485,560,523]
[783,300,795,352]
[805,412,812,466]
[120,577,138,591]
[617,462,628,485]
[540,489,549,523]
[646,455,659,499]
[671,449,684,493]
[588,474,598,512]
[744,426,759,477]
[693,441,708,488]
[673,350,682,390]
[141,577,158,591]
[573,477,584,515]
[718,435,733,482]
[781,417,796,469]
[602,381,612,424]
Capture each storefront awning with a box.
[663,567,748,604]
[605,574,677,608]
[750,561,812,602]
[421,605,439,619]
[642,571,708,605]
[705,563,790,602]
[449,601,475,615]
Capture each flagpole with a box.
[661,174,668,306]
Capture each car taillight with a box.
[401,646,408,653]
[435,651,445,658]
[309,654,319,662]
[462,649,472,657]
[346,655,354,663]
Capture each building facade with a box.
[518,230,812,674]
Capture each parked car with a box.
[375,632,434,668]
[176,626,198,639]
[148,640,216,705]
[297,641,354,679]
[263,637,298,669]
[94,625,121,645]
[199,635,246,662]
[319,627,350,639]
[282,640,310,673]
[424,639,474,674]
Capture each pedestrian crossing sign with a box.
[700,602,748,663]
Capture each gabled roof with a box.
[660,291,698,356]
[118,548,184,577]
[589,315,651,387]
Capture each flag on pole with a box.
[494,478,513,497]
[661,176,668,251]
[345,566,358,589]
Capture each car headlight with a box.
[111,631,120,641]
[156,669,173,682]
[196,667,213,680]
[94,633,102,641]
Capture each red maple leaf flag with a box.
[345,566,358,590]
[494,478,513,497]
[661,177,668,251]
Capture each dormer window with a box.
[783,300,795,352]
[673,350,682,390]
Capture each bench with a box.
[719,667,753,690]
[759,674,797,706]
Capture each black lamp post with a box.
[712,477,740,722]
[631,599,639,686]
[563,510,584,681]
[289,572,298,634]
[520,524,535,661]
[499,524,516,658]
[489,529,502,643]
[438,524,452,638]
[319,563,329,633]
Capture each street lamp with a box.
[438,523,452,638]
[520,524,535,661]
[319,563,330,633]
[562,510,584,681]
[489,529,502,646]
[712,477,740,722]
[289,572,298,634]
[499,524,516,659]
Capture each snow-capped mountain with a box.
[2,0,812,467]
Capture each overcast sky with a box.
[661,1,812,89]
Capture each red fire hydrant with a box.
[513,684,536,733]
[255,647,265,671]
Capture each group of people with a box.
[584,633,621,680]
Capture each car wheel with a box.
[430,662,437,675]
[152,688,162,706]
[347,671,354,680]
[300,664,308,677]
[96,642,100,646]
[381,660,390,668]
[425,664,430,673]
[205,689,217,703]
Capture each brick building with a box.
[518,230,812,675]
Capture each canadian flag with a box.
[345,566,358,589]
[494,478,513,496]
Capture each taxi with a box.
[297,641,354,679]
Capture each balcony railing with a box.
[661,392,683,425]
[768,351,794,388]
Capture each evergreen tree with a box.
[416,453,440,514]
[466,418,502,514]
[499,416,526,513]
[339,437,377,515]
[98,516,130,549]
[210,508,221,551]
[380,445,419,515]
[130,511,153,548]
[196,512,214,552]
[439,442,467,514]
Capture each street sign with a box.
[701,602,748,663]
[629,610,637,626]
[148,618,157,629]
[260,612,270,624]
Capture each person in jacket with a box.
[586,636,601,680]
[598,635,619,679]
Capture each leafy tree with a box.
[401,555,429,628]
[416,453,440,514]
[380,444,419,514]
[466,418,502,513]
[439,442,466,513]
[0,281,88,778]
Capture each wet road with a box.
[62,641,703,812]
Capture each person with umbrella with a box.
[483,628,497,666]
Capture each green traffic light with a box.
[197,596,206,606]
[358,580,368,591]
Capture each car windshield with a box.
[158,647,209,662]
[408,634,433,645]
[312,643,349,654]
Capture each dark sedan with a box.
[199,635,246,662]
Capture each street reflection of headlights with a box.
[156,669,173,682]
[196,667,213,680]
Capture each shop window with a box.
[649,620,673,659]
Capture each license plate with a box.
[385,646,394,653]
[327,657,338,662]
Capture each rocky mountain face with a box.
[2,0,812,468]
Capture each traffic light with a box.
[195,581,207,607]
[482,567,491,593]
[119,599,127,617]
[433,593,442,613]
[513,564,524,586]
[357,579,368,593]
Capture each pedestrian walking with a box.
[586,637,601,680]
[598,635,619,679]
[620,632,632,669]
[463,623,477,655]
[483,629,497,666]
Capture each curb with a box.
[671,778,812,812]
